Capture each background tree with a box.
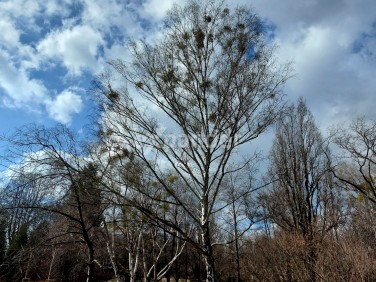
[214,164,261,282]
[98,156,191,281]
[0,173,50,280]
[96,0,290,280]
[61,162,105,282]
[0,214,6,266]
[2,125,110,281]
[0,174,48,247]
[260,98,341,281]
[330,117,376,279]
[332,118,376,204]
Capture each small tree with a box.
[96,0,290,280]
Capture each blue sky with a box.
[0,0,375,140]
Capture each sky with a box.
[0,0,375,142]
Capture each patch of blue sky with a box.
[29,65,75,92]
[247,44,256,61]
[35,15,63,33]
[68,104,97,134]
[139,17,155,33]
[96,44,106,61]
[19,27,41,47]
[246,18,276,61]
[67,1,84,19]
[103,26,126,48]
[17,1,84,43]
[28,66,96,128]
[351,21,376,56]
[260,19,276,42]
[18,16,63,45]
[352,34,371,54]
[0,80,91,132]
[0,102,55,132]
[126,4,162,37]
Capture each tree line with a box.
[0,0,375,281]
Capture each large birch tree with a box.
[96,0,290,280]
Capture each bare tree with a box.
[330,118,376,274]
[2,125,108,282]
[93,146,192,282]
[215,164,261,282]
[0,174,49,248]
[0,172,51,280]
[95,0,290,280]
[332,118,376,204]
[261,98,341,282]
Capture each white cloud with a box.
[0,0,375,131]
[0,0,72,33]
[45,89,83,124]
[142,0,178,21]
[249,0,376,131]
[81,0,126,31]
[0,50,48,109]
[0,1,99,125]
[80,0,153,43]
[0,0,42,20]
[0,18,20,48]
[0,50,83,125]
[37,25,103,76]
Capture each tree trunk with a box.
[306,245,317,282]
[86,241,95,282]
[201,221,216,282]
[48,248,56,280]
[232,201,241,282]
[129,250,135,282]
[104,218,120,282]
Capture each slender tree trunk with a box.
[48,248,56,280]
[80,216,95,282]
[232,201,241,282]
[129,249,135,282]
[130,231,142,282]
[104,218,120,282]
[152,232,157,282]
[86,241,95,282]
[106,241,119,282]
[307,245,317,282]
[201,221,216,282]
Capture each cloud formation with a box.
[0,50,47,109]
[251,0,376,129]
[0,0,375,131]
[37,25,103,76]
[46,89,83,124]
